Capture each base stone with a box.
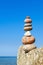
[17,45,43,65]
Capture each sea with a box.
[0,56,17,65]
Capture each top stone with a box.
[24,16,32,23]
[26,16,30,19]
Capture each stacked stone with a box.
[17,16,43,65]
[22,16,36,52]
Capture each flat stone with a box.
[24,23,32,27]
[24,26,32,31]
[24,19,32,23]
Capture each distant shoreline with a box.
[0,56,16,58]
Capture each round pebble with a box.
[22,36,35,44]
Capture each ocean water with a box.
[0,56,17,65]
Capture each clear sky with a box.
[0,0,43,56]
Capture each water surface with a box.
[0,56,17,65]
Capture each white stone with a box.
[24,31,31,36]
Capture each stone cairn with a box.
[22,16,36,53]
[17,16,43,65]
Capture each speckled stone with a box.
[17,46,43,65]
[22,44,36,53]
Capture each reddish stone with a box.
[22,36,35,44]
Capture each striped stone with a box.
[24,26,32,31]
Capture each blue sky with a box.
[0,0,43,56]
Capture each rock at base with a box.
[17,46,43,65]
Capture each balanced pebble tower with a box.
[17,16,43,65]
[22,16,36,52]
